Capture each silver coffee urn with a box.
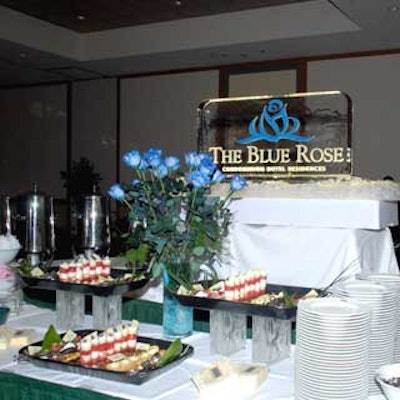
[75,188,110,257]
[16,184,55,266]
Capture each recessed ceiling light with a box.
[388,4,400,12]
[77,15,86,21]
[175,0,182,6]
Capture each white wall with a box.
[72,78,117,194]
[228,69,297,97]
[120,70,219,182]
[308,54,400,180]
[0,84,67,197]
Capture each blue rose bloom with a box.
[165,156,180,171]
[108,184,125,201]
[198,153,214,164]
[230,174,247,192]
[212,169,225,184]
[187,170,210,189]
[131,179,140,186]
[199,157,216,177]
[144,148,162,168]
[138,158,149,171]
[153,162,168,179]
[185,152,201,168]
[123,150,141,169]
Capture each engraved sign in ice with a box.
[198,91,352,179]
[237,99,313,144]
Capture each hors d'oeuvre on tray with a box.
[16,254,150,294]
[20,321,193,384]
[174,269,319,318]
[179,269,268,302]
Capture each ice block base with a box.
[210,309,247,356]
[92,294,122,329]
[56,290,85,330]
[252,316,291,364]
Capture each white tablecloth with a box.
[225,224,399,288]
[0,306,385,400]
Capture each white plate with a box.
[296,384,367,399]
[298,298,370,317]
[295,370,368,383]
[295,353,369,367]
[296,327,370,340]
[296,338,370,349]
[296,342,370,354]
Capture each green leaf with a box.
[193,246,205,257]
[151,261,164,278]
[155,239,167,254]
[125,243,151,265]
[204,223,218,240]
[176,221,186,234]
[41,325,62,352]
[282,290,296,307]
[157,339,183,368]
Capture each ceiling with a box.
[0,0,400,87]
[0,0,310,33]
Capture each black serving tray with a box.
[174,284,313,320]
[18,330,194,385]
[19,268,150,297]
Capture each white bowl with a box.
[0,247,20,264]
[376,364,400,400]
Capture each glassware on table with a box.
[163,287,193,338]
[0,276,23,316]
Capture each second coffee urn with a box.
[74,188,110,257]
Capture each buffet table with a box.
[0,304,386,400]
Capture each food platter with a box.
[19,268,149,297]
[173,284,314,320]
[18,330,194,385]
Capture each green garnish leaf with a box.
[282,290,296,307]
[41,325,62,352]
[157,338,183,368]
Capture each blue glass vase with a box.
[163,286,193,338]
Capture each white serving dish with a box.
[0,247,20,264]
[376,363,400,399]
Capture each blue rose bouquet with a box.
[109,148,247,290]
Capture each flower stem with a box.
[123,199,133,211]
[220,190,234,210]
[138,170,158,221]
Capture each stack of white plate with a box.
[357,273,400,363]
[295,298,371,400]
[332,279,398,395]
